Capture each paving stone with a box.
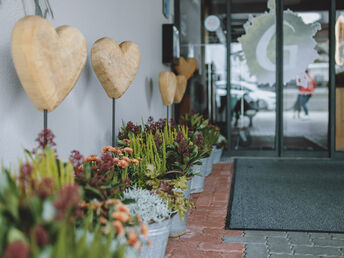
[294,246,341,256]
[267,237,290,245]
[244,230,287,237]
[268,243,292,254]
[222,235,266,244]
[312,238,344,247]
[331,234,344,240]
[309,233,332,239]
[245,243,268,258]
[287,232,313,246]
[270,255,314,258]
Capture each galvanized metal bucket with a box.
[169,180,192,237]
[205,147,216,176]
[140,218,171,258]
[212,147,223,164]
[190,158,207,194]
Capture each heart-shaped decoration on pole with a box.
[91,37,141,99]
[174,75,187,103]
[159,71,177,106]
[11,16,87,112]
[174,57,198,80]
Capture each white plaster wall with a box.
[0,0,173,165]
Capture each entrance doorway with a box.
[176,0,344,158]
[211,0,337,157]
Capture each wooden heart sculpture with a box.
[11,16,87,112]
[174,75,187,104]
[159,72,177,106]
[174,57,198,80]
[91,37,140,99]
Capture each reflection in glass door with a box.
[283,7,329,152]
[229,11,276,151]
[336,4,344,152]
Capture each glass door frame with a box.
[225,0,337,158]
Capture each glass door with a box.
[282,6,329,153]
[229,4,277,152]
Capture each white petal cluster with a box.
[123,187,171,223]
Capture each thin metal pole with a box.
[276,0,284,157]
[43,109,48,146]
[226,0,232,149]
[112,98,115,147]
[43,109,48,130]
[167,106,169,120]
[329,0,336,158]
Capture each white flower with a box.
[122,187,171,223]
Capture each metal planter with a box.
[169,180,192,237]
[140,218,171,258]
[212,147,223,164]
[205,147,216,176]
[190,158,207,194]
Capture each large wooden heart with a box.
[11,16,87,112]
[174,75,187,104]
[159,72,177,106]
[91,37,140,99]
[174,57,198,80]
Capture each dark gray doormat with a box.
[226,158,344,233]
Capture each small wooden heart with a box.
[174,57,198,80]
[11,16,87,112]
[159,72,177,106]
[91,37,140,99]
[174,75,187,104]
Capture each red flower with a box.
[123,147,133,154]
[54,184,80,220]
[37,177,55,200]
[4,241,30,258]
[70,150,84,168]
[34,225,49,247]
[33,129,56,153]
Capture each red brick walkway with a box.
[165,163,245,258]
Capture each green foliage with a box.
[201,125,221,152]
[51,214,128,258]
[24,147,74,191]
[179,113,209,131]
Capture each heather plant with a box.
[122,187,171,223]
[16,129,74,198]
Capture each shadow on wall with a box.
[145,77,153,110]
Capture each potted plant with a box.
[201,124,221,176]
[119,118,197,237]
[122,187,171,258]
[213,134,227,164]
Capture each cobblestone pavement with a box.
[223,231,344,257]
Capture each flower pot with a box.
[140,218,171,258]
[169,180,192,237]
[205,147,216,176]
[212,147,223,164]
[190,158,207,194]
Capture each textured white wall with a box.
[0,0,173,165]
